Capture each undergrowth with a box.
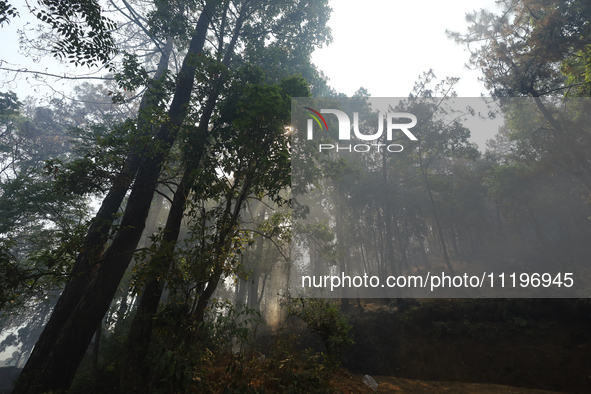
[69,298,362,393]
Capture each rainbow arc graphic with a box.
[304,107,328,131]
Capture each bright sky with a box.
[312,0,500,97]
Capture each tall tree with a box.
[448,0,591,97]
[449,0,591,194]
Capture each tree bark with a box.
[120,167,191,393]
[92,321,101,369]
[120,6,248,389]
[246,201,265,312]
[335,181,350,310]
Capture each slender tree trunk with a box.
[335,182,350,311]
[450,224,460,259]
[248,261,261,311]
[248,204,265,312]
[141,190,165,248]
[418,236,432,269]
[375,206,387,280]
[382,150,398,276]
[92,322,101,369]
[495,199,503,229]
[121,167,191,393]
[466,227,476,254]
[236,275,247,307]
[116,287,129,327]
[424,175,455,274]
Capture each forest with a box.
[0,0,590,393]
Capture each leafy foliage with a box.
[31,0,118,67]
[0,92,90,313]
[0,0,18,26]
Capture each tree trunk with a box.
[382,149,398,276]
[249,207,266,312]
[120,7,247,389]
[450,224,460,259]
[418,236,432,269]
[424,175,455,275]
[236,275,247,307]
[121,167,191,393]
[92,322,101,369]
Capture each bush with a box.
[289,298,354,368]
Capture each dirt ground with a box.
[355,375,566,394]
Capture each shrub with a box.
[289,298,354,368]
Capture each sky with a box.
[312,0,500,97]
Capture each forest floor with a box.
[352,374,566,393]
[331,298,591,394]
